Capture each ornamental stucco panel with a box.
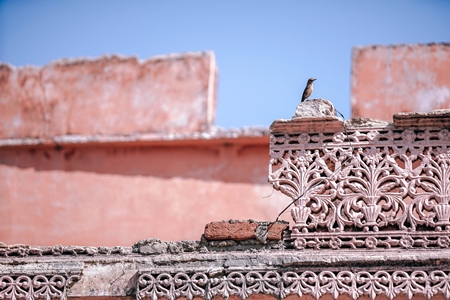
[269,101,450,250]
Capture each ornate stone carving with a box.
[0,274,79,300]
[137,269,450,300]
[269,115,450,250]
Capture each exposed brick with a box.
[204,220,258,241]
[0,52,217,139]
[266,223,289,241]
[204,220,289,242]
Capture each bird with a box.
[301,78,316,102]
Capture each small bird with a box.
[301,78,316,102]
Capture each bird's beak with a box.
[312,78,316,81]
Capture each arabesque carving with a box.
[0,274,79,300]
[137,269,450,300]
[269,118,450,250]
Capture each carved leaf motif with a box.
[282,272,303,298]
[0,275,73,300]
[319,271,340,300]
[173,273,207,300]
[33,275,66,300]
[155,273,174,300]
[136,270,450,300]
[299,271,320,300]
[430,271,450,299]
[226,272,248,300]
[347,181,366,194]
[409,194,436,229]
[0,275,33,300]
[356,271,390,300]
[392,271,427,300]
[418,181,439,194]
[336,271,359,300]
[378,181,400,193]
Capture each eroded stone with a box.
[394,109,450,127]
[345,117,391,128]
[294,98,336,118]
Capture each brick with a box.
[204,220,258,241]
[266,223,289,241]
[351,43,450,121]
[0,52,217,139]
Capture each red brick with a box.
[204,220,258,241]
[267,223,289,241]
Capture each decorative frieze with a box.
[0,274,79,300]
[269,107,450,250]
[137,269,450,300]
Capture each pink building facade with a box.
[0,52,287,246]
[1,43,450,300]
[351,43,450,120]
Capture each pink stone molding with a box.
[269,102,450,250]
[136,269,450,300]
[0,274,80,300]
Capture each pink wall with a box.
[0,137,289,246]
[0,52,217,139]
[0,52,293,246]
[351,43,450,120]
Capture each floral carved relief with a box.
[269,126,450,250]
[335,146,408,232]
[0,274,79,300]
[137,270,450,300]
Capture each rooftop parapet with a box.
[0,52,217,139]
[269,99,450,250]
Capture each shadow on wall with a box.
[0,143,270,184]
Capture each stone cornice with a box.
[0,127,269,148]
[2,249,450,299]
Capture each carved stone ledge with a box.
[0,274,80,300]
[270,117,344,134]
[394,109,450,127]
[136,269,450,300]
[2,247,450,299]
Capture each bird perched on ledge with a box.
[301,78,316,102]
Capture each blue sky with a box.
[1,1,449,128]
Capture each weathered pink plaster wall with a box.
[351,43,450,121]
[0,52,217,138]
[0,52,291,246]
[0,139,289,246]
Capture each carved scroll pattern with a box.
[269,128,450,249]
[137,270,450,300]
[0,274,79,300]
